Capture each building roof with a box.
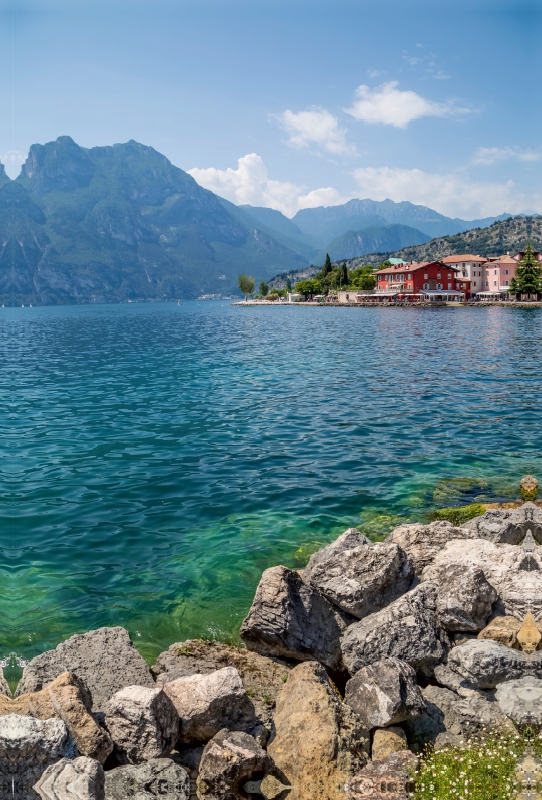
[440,254,487,263]
[486,255,517,265]
[375,261,457,275]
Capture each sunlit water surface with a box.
[1,302,540,672]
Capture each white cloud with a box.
[351,165,536,218]
[472,146,541,165]
[1,149,25,179]
[276,107,356,155]
[188,153,348,217]
[345,81,466,128]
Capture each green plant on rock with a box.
[413,728,540,800]
[430,503,486,526]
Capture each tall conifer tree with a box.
[509,243,542,296]
[322,254,332,277]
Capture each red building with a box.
[374,261,471,300]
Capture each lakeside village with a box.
[237,244,542,306]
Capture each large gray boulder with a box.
[240,566,352,670]
[196,729,278,800]
[431,563,498,632]
[495,677,542,724]
[105,686,179,764]
[388,520,475,577]
[344,658,425,729]
[302,528,370,583]
[0,714,78,800]
[0,670,11,699]
[34,757,104,800]
[406,684,512,748]
[422,538,542,622]
[434,639,542,691]
[15,628,154,713]
[307,541,413,619]
[341,583,450,677]
[163,667,259,744]
[104,758,190,800]
[152,638,292,732]
[462,503,542,544]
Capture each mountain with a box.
[292,198,511,242]
[220,202,319,261]
[320,223,431,262]
[345,216,542,267]
[0,136,309,304]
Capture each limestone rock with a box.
[422,538,542,622]
[462,504,542,545]
[240,566,352,670]
[371,728,408,762]
[163,666,259,744]
[267,661,369,800]
[0,671,11,698]
[0,714,78,800]
[496,677,542,724]
[434,639,542,691]
[196,729,277,800]
[345,750,418,800]
[308,541,413,619]
[341,583,450,677]
[302,529,370,583]
[517,612,542,653]
[406,684,512,748]
[478,616,521,649]
[104,758,190,800]
[15,628,154,713]
[105,685,179,764]
[0,672,113,763]
[431,563,498,632]
[152,638,292,730]
[344,658,425,730]
[388,520,475,577]
[33,757,104,800]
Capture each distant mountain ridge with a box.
[320,223,430,262]
[0,136,308,304]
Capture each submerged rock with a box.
[341,583,450,677]
[344,658,425,730]
[33,756,104,800]
[267,661,369,800]
[15,628,154,713]
[240,565,352,670]
[307,541,413,619]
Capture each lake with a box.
[1,301,540,671]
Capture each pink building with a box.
[483,255,517,293]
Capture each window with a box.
[437,273,441,279]
[505,280,509,286]
[423,283,429,289]
[448,283,453,289]
[494,270,497,275]
[407,283,412,288]
[493,281,497,286]
[424,274,428,279]
[505,269,509,275]
[436,283,442,289]
[448,274,453,279]
[473,281,477,286]
[378,275,382,281]
[486,281,489,287]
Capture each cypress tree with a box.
[340,262,348,286]
[509,243,542,296]
[322,254,332,277]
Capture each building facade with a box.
[374,261,471,299]
[439,254,487,294]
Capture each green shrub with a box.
[430,503,486,526]
[414,729,539,800]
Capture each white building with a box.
[440,254,487,294]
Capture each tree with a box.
[339,262,348,286]
[238,274,255,300]
[350,265,376,291]
[322,253,332,277]
[295,278,320,298]
[509,243,542,296]
[270,288,287,298]
[259,281,269,297]
[285,278,292,290]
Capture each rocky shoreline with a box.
[3,499,542,798]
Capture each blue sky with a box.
[0,0,540,218]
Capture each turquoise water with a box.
[1,302,541,669]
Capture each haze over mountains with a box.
[0,136,517,304]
